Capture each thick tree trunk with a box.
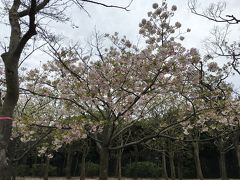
[219,151,228,180]
[0,120,13,180]
[193,142,203,180]
[11,163,16,180]
[9,139,17,180]
[162,151,168,180]
[0,64,18,179]
[44,156,50,180]
[0,3,21,178]
[66,148,73,179]
[99,147,109,180]
[0,0,38,178]
[169,150,175,180]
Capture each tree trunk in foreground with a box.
[99,146,109,180]
[0,55,19,180]
[162,151,168,180]
[0,0,38,178]
[0,120,13,180]
[193,142,203,180]
[11,162,17,180]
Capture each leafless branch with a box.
[79,0,133,11]
[188,0,240,24]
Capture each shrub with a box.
[16,165,30,176]
[30,164,57,176]
[124,161,161,178]
[85,162,99,177]
[30,164,43,176]
[47,164,58,176]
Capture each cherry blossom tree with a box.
[0,0,133,178]
[169,47,235,180]
[12,91,92,179]
[21,1,203,179]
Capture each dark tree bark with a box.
[169,150,175,180]
[66,147,73,179]
[80,144,88,180]
[9,139,18,180]
[177,153,183,180]
[235,144,240,178]
[192,142,204,180]
[219,151,228,180]
[233,130,240,177]
[162,151,168,180]
[99,146,109,180]
[11,163,17,180]
[97,123,112,180]
[0,0,38,179]
[116,149,123,180]
[44,156,50,180]
[80,153,86,180]
[215,138,228,180]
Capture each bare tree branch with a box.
[78,0,133,11]
[18,0,50,17]
[188,0,240,24]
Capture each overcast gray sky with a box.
[1,0,239,61]
[50,0,240,89]
[1,0,240,86]
[49,0,240,49]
